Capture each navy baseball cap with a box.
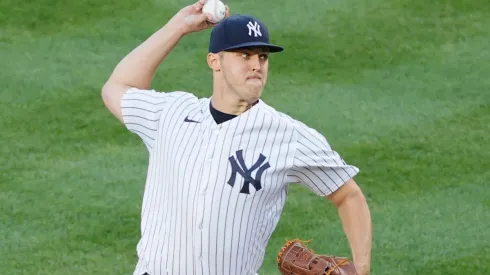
[208,14,284,53]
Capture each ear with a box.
[207,52,221,71]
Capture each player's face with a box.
[220,47,269,103]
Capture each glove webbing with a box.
[277,238,350,275]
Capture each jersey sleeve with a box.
[120,87,173,150]
[287,122,360,196]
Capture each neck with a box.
[211,80,258,116]
[211,94,255,115]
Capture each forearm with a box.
[107,21,185,89]
[337,191,372,274]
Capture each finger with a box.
[225,5,230,17]
[205,19,217,27]
[207,20,218,27]
[199,12,213,21]
[201,13,217,27]
[193,0,207,11]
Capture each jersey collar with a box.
[199,97,265,129]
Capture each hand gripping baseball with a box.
[169,0,230,35]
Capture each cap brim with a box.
[219,42,284,53]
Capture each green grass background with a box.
[1,0,489,274]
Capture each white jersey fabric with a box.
[120,88,359,275]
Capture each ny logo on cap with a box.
[247,21,262,37]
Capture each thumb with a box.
[201,12,213,22]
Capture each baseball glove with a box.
[277,239,357,275]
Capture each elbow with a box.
[101,81,109,98]
[337,188,366,209]
[329,179,367,209]
[101,81,112,106]
[351,189,367,205]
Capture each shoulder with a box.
[258,100,298,125]
[258,100,323,136]
[258,100,332,150]
[123,88,205,104]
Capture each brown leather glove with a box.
[277,239,358,275]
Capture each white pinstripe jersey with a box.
[120,88,359,275]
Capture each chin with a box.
[238,92,261,105]
[246,88,263,101]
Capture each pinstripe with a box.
[198,128,214,275]
[171,124,198,274]
[246,113,270,268]
[166,102,193,271]
[130,129,155,141]
[296,130,354,177]
[133,105,174,270]
[123,114,159,122]
[239,113,273,273]
[259,121,288,247]
[129,90,178,99]
[176,106,201,275]
[208,121,233,275]
[122,92,168,274]
[297,143,347,182]
[120,89,359,275]
[255,182,284,265]
[129,91,167,99]
[232,109,260,275]
[149,99,180,274]
[290,166,329,195]
[260,124,294,254]
[246,114,274,271]
[297,159,336,193]
[144,95,192,273]
[185,104,207,275]
[121,106,166,113]
[226,111,253,275]
[158,98,195,273]
[125,122,158,131]
[169,112,199,274]
[184,134,203,275]
[190,142,205,275]
[123,98,169,105]
[220,114,244,275]
[295,152,340,187]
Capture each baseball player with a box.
[101,1,372,275]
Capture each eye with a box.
[241,52,250,58]
[260,54,269,60]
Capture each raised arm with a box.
[101,0,223,123]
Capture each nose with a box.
[250,55,261,72]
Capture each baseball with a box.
[202,0,226,23]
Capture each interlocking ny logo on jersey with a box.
[247,21,262,37]
[227,149,270,194]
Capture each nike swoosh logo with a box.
[184,116,200,123]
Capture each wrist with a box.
[163,19,187,38]
[354,263,370,275]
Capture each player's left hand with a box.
[277,239,358,275]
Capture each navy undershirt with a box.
[209,102,237,124]
[209,100,260,124]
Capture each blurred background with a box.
[1,0,489,274]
